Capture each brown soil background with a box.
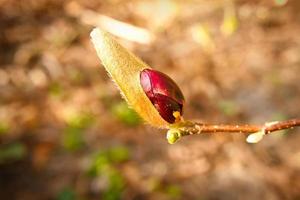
[0,0,300,200]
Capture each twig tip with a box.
[166,128,182,144]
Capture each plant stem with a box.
[177,118,300,136]
[166,118,300,144]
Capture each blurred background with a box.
[1,0,300,199]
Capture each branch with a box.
[89,28,300,144]
[166,119,300,144]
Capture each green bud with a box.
[166,128,181,144]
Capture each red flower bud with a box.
[140,69,184,123]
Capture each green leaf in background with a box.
[62,126,85,152]
[62,112,95,152]
[49,82,64,97]
[87,146,130,177]
[274,0,288,6]
[218,100,239,117]
[87,151,110,177]
[0,142,27,164]
[165,184,182,199]
[87,146,129,200]
[103,168,125,200]
[66,112,95,129]
[0,121,10,135]
[68,68,86,85]
[56,187,76,200]
[111,102,141,126]
[107,146,130,163]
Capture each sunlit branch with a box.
[167,119,300,144]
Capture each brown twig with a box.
[178,119,300,136]
[167,119,300,144]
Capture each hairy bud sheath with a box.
[140,69,184,123]
[90,28,184,128]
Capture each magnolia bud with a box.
[90,28,184,128]
[140,69,184,123]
